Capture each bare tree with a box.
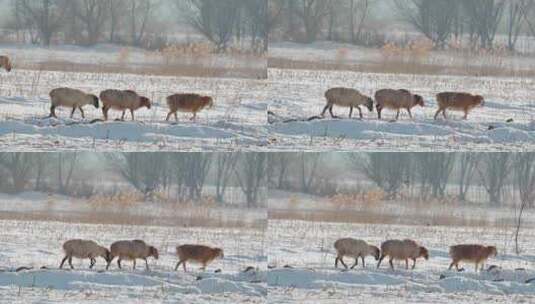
[182,0,241,52]
[56,153,79,194]
[415,153,455,198]
[19,0,67,46]
[108,0,127,43]
[395,0,458,49]
[235,153,267,208]
[520,0,535,37]
[243,0,268,52]
[111,153,167,198]
[214,153,238,203]
[458,153,479,201]
[0,153,34,193]
[128,0,158,47]
[298,153,322,194]
[349,0,370,44]
[477,153,511,206]
[463,0,506,49]
[355,153,411,200]
[513,153,535,254]
[173,153,211,202]
[73,0,109,45]
[297,0,332,43]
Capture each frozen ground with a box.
[0,220,266,304]
[0,69,268,151]
[268,68,535,151]
[268,219,535,304]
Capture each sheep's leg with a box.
[106,256,114,270]
[183,261,187,272]
[144,258,149,271]
[133,259,136,270]
[377,105,383,120]
[191,113,197,121]
[335,257,339,268]
[70,107,76,119]
[121,110,126,121]
[443,110,448,119]
[395,109,400,120]
[389,258,394,270]
[377,254,385,269]
[174,113,178,122]
[405,259,409,270]
[201,263,207,271]
[407,108,413,119]
[475,262,478,272]
[79,107,85,119]
[130,109,135,121]
[338,257,348,269]
[117,258,122,269]
[60,255,69,269]
[357,106,363,119]
[102,107,109,121]
[434,108,443,120]
[166,112,172,122]
[448,261,455,270]
[350,258,358,269]
[411,258,417,269]
[463,110,468,120]
[361,256,366,268]
[50,105,57,118]
[349,106,353,118]
[321,104,332,117]
[175,260,183,271]
[89,258,96,269]
[68,257,74,269]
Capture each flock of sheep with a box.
[60,239,224,272]
[323,87,485,121]
[334,238,497,272]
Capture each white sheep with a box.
[377,239,429,270]
[100,89,151,121]
[106,240,159,271]
[334,238,380,269]
[60,239,111,269]
[322,87,374,119]
[49,87,99,119]
[374,89,425,120]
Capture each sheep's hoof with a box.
[243,266,255,273]
[526,277,535,284]
[267,265,276,269]
[488,125,496,131]
[196,276,203,281]
[283,265,293,269]
[214,269,222,273]
[506,118,514,123]
[439,274,446,280]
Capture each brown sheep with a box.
[174,244,224,272]
[448,244,497,272]
[375,89,425,120]
[334,238,380,269]
[166,93,214,122]
[100,89,151,121]
[106,240,159,271]
[0,56,12,72]
[434,92,485,120]
[49,88,99,119]
[60,239,111,270]
[322,88,374,119]
[377,239,429,270]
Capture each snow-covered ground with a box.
[268,219,535,303]
[267,68,535,151]
[0,69,268,151]
[0,219,266,304]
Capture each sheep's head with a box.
[487,246,497,257]
[213,248,224,259]
[414,95,425,107]
[90,95,99,108]
[366,97,374,112]
[475,95,485,107]
[202,96,214,109]
[140,97,151,109]
[370,245,380,261]
[419,246,429,260]
[149,246,159,259]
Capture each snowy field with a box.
[268,68,535,151]
[0,220,266,304]
[0,69,268,151]
[268,220,535,304]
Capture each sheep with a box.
[166,93,214,122]
[49,88,99,119]
[99,89,151,121]
[334,238,380,269]
[448,244,497,272]
[106,240,159,271]
[377,239,429,270]
[0,56,12,72]
[321,87,374,119]
[59,239,111,270]
[174,244,224,272]
[434,92,485,120]
[374,89,425,120]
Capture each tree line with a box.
[0,152,267,208]
[5,0,267,52]
[268,152,535,209]
[268,0,535,51]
